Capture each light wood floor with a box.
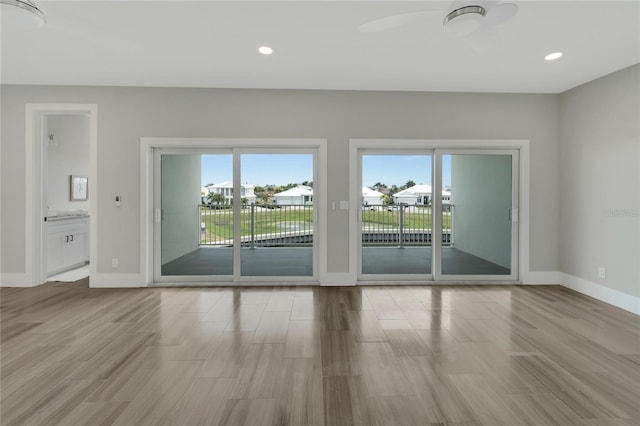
[1,281,639,425]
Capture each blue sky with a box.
[201,154,451,187]
[362,155,451,188]
[202,154,313,186]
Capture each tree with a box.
[373,182,387,189]
[241,197,249,206]
[389,184,399,195]
[381,194,393,205]
[260,192,271,204]
[404,180,416,189]
[207,192,226,207]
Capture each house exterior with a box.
[273,185,313,205]
[206,182,256,204]
[201,186,210,204]
[362,186,384,205]
[393,184,452,205]
[393,184,433,205]
[442,188,452,205]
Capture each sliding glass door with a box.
[359,152,434,280]
[154,148,317,283]
[433,150,519,280]
[155,151,234,280]
[240,152,314,277]
[357,147,518,282]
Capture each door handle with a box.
[70,234,74,242]
[65,235,69,243]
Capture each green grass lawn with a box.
[201,207,313,243]
[200,206,450,243]
[362,210,451,230]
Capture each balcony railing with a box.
[200,204,313,247]
[199,203,453,248]
[361,204,453,247]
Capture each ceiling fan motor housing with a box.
[443,5,486,36]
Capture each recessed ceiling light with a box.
[258,46,273,55]
[545,52,563,61]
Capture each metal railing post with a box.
[251,204,256,249]
[398,204,404,248]
[198,204,202,246]
[450,204,454,246]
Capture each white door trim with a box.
[22,104,98,287]
[140,137,328,286]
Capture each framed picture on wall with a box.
[70,175,88,201]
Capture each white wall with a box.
[559,64,639,298]
[1,86,560,278]
[45,114,90,213]
[451,154,512,268]
[161,154,201,264]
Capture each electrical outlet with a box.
[598,267,606,279]
[112,258,119,268]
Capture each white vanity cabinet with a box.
[46,216,89,276]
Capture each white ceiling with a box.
[1,1,639,93]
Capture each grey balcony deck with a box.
[161,246,509,277]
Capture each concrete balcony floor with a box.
[161,246,510,278]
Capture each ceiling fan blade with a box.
[485,2,518,26]
[462,27,502,52]
[358,9,440,33]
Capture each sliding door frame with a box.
[153,148,233,283]
[432,148,519,281]
[349,139,529,285]
[357,148,435,282]
[235,148,319,283]
[141,138,327,286]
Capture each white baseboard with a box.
[0,273,33,287]
[92,272,359,287]
[321,272,356,286]
[522,271,561,285]
[560,273,640,315]
[90,273,146,288]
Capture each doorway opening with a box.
[44,114,91,282]
[25,104,97,287]
[351,140,523,284]
[432,150,518,280]
[360,153,434,278]
[143,138,327,286]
